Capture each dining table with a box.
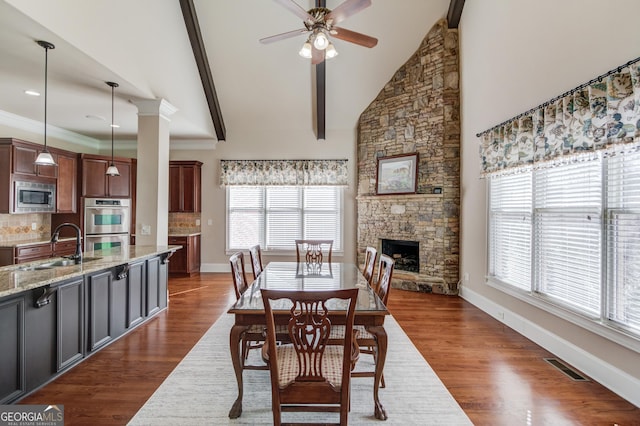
[227,261,390,420]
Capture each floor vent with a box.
[544,358,589,381]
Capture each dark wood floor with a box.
[20,273,640,425]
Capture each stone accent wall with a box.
[357,19,460,295]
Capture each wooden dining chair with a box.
[248,244,264,280]
[362,246,378,285]
[353,253,395,388]
[261,288,359,426]
[229,251,267,369]
[295,239,333,264]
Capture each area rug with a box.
[128,314,472,425]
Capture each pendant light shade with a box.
[35,40,57,166]
[105,81,120,177]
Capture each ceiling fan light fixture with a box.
[299,41,312,58]
[325,42,338,59]
[313,31,329,50]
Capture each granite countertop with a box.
[168,232,202,237]
[0,236,77,248]
[0,245,180,299]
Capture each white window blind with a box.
[227,186,342,252]
[489,172,532,291]
[533,160,602,316]
[607,151,640,333]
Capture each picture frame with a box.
[375,153,419,195]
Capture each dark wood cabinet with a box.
[0,294,25,404]
[14,242,52,264]
[169,161,202,213]
[80,154,132,198]
[0,138,77,214]
[168,234,201,276]
[0,239,79,267]
[56,152,77,213]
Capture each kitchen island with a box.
[0,245,180,404]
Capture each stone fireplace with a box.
[356,19,460,295]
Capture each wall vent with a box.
[543,358,589,381]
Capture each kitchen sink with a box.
[17,256,102,271]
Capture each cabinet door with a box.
[56,153,77,213]
[168,236,187,274]
[82,158,108,197]
[128,261,145,327]
[0,295,25,404]
[146,256,161,316]
[111,275,128,339]
[87,270,112,351]
[188,234,201,273]
[181,166,197,212]
[168,165,182,212]
[107,160,131,198]
[12,144,37,176]
[24,288,56,391]
[57,277,84,371]
[53,240,77,257]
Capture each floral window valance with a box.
[478,58,640,177]
[219,159,348,186]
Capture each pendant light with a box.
[34,40,56,166]
[105,81,120,176]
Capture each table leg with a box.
[368,325,388,421]
[228,324,247,418]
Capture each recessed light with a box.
[110,124,120,128]
[85,114,106,121]
[24,90,40,96]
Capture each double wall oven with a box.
[84,198,130,252]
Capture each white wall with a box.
[459,0,640,405]
[170,126,358,272]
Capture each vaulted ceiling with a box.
[0,0,456,147]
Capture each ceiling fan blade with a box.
[311,46,325,64]
[332,26,378,48]
[325,0,371,25]
[273,0,315,22]
[259,28,308,44]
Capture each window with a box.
[488,151,640,340]
[227,186,342,253]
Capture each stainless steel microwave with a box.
[13,180,56,213]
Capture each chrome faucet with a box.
[51,222,83,263]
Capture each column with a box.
[132,99,177,246]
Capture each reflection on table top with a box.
[228,262,388,314]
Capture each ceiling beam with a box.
[315,0,326,140]
[179,0,226,141]
[447,0,465,29]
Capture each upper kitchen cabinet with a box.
[169,161,202,213]
[55,151,77,213]
[0,138,77,214]
[80,154,132,198]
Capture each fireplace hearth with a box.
[381,239,419,273]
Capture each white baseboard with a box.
[459,286,640,407]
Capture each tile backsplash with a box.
[0,213,51,243]
[168,212,202,235]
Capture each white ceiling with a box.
[0,0,450,147]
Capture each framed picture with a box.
[375,153,418,195]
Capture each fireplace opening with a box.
[381,239,419,273]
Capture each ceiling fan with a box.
[260,0,378,64]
